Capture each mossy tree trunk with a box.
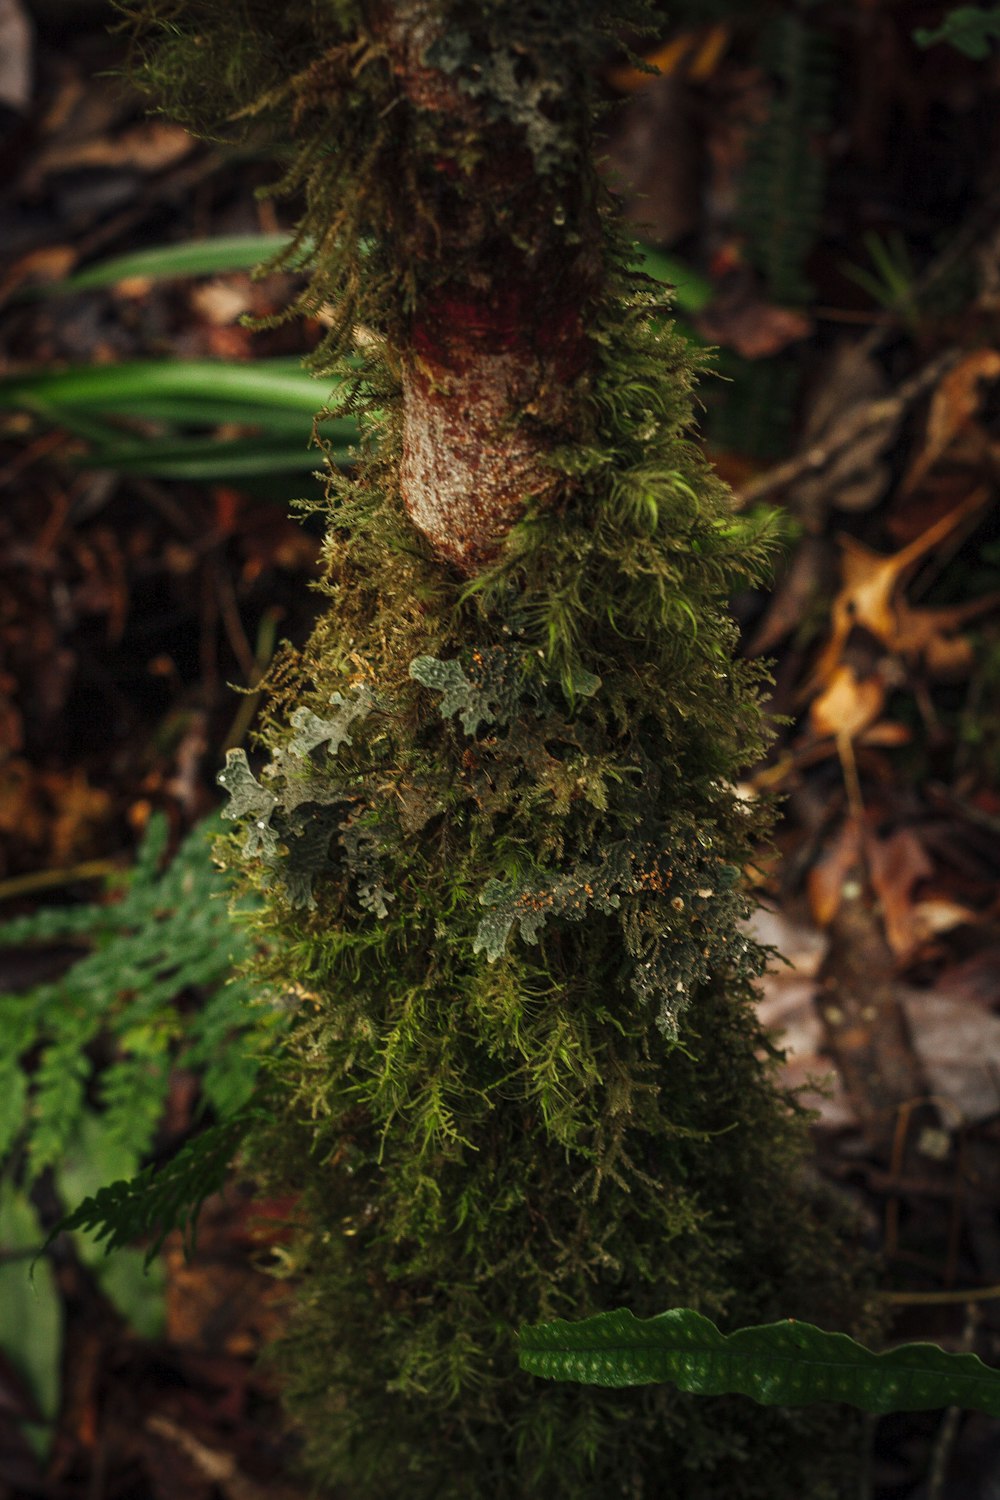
[129,2,872,1495]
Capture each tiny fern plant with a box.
[0,813,282,1243]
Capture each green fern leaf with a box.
[100,1043,172,1161]
[915,7,1000,59]
[0,1057,28,1160]
[29,1031,93,1176]
[48,1114,253,1266]
[0,812,275,1192]
[520,1307,1000,1416]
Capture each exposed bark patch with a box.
[402,286,587,572]
[376,0,600,574]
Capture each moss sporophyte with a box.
[122,2,875,1494]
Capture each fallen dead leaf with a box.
[694,292,812,359]
[900,989,1000,1124]
[44,770,113,864]
[607,25,730,92]
[31,120,195,179]
[904,348,1000,494]
[809,662,886,741]
[807,817,863,929]
[934,945,1000,1011]
[190,280,254,327]
[0,244,76,305]
[810,487,993,691]
[867,828,934,960]
[907,896,977,946]
[894,593,1000,679]
[858,721,911,747]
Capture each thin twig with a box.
[734,353,956,509]
[879,1284,1000,1306]
[0,859,118,904]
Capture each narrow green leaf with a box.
[634,246,713,313]
[50,233,301,293]
[0,358,331,415]
[519,1307,1000,1416]
[77,435,340,480]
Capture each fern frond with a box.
[0,813,280,1190]
[48,1114,254,1266]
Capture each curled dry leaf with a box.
[694,294,812,360]
[807,817,863,929]
[904,348,1000,494]
[809,487,994,694]
[866,828,934,960]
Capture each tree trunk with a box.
[131,4,875,1496]
[380,1,600,570]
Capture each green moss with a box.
[125,2,876,1493]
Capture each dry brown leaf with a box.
[866,828,934,960]
[904,349,1000,493]
[807,816,862,928]
[858,721,911,747]
[907,897,977,946]
[899,989,1000,1124]
[44,770,113,865]
[0,245,76,304]
[607,26,730,92]
[33,120,195,177]
[694,295,812,360]
[894,593,1000,679]
[811,487,992,688]
[190,280,254,327]
[934,946,1000,1011]
[809,662,885,741]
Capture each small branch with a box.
[734,353,957,510]
[879,1284,1000,1306]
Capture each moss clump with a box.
[126,2,876,1494]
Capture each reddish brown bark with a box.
[378,1,599,573]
